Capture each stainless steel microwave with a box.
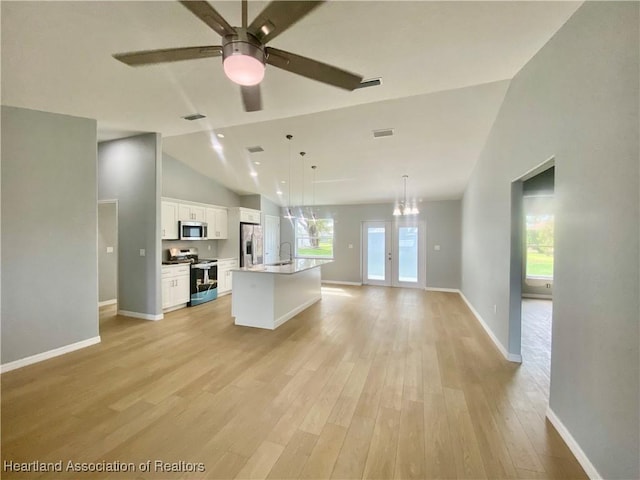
[179,221,208,240]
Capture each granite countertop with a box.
[234,258,333,275]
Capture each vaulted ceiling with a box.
[1,1,581,205]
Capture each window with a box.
[295,218,334,259]
[525,213,554,279]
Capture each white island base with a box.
[231,261,326,330]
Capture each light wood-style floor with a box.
[2,287,586,479]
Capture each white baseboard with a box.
[322,280,362,286]
[546,407,601,479]
[274,295,322,329]
[508,352,523,362]
[458,291,521,363]
[426,287,461,293]
[522,293,553,300]
[98,299,117,307]
[1,336,101,373]
[118,310,163,321]
[161,304,187,313]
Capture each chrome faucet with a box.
[279,242,292,262]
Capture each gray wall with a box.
[98,202,118,302]
[99,134,162,317]
[163,153,240,206]
[1,106,98,363]
[240,194,261,210]
[460,3,639,478]
[260,196,281,217]
[280,201,461,288]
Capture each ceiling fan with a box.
[113,0,364,112]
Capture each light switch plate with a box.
[434,245,441,251]
[348,244,353,249]
[106,246,114,253]
[139,249,146,257]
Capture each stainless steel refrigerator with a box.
[240,223,264,267]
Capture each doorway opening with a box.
[98,200,118,325]
[362,220,426,289]
[509,158,555,373]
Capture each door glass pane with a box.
[398,227,418,283]
[367,227,386,280]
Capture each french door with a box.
[363,220,425,288]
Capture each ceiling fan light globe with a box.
[223,55,265,86]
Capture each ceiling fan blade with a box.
[113,46,222,66]
[241,85,262,112]
[179,1,235,37]
[266,47,363,90]
[248,1,325,43]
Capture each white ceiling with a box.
[1,1,581,206]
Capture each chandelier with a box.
[393,175,419,216]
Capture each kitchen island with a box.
[231,259,332,330]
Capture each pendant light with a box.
[284,134,295,219]
[393,174,419,216]
[310,165,317,222]
[298,151,306,220]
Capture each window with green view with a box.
[295,218,334,259]
[525,214,554,278]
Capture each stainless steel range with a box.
[167,248,218,307]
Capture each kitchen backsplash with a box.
[162,240,219,260]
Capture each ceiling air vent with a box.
[355,77,382,89]
[182,113,206,121]
[373,128,394,138]
[247,146,264,153]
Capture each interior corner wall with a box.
[1,106,99,364]
[260,196,281,218]
[162,153,241,207]
[280,200,461,288]
[99,134,162,318]
[460,3,639,478]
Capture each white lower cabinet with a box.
[162,265,190,310]
[217,258,238,295]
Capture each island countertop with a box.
[233,258,333,275]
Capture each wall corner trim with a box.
[458,290,521,363]
[321,281,362,286]
[0,336,101,374]
[546,406,601,479]
[118,310,163,321]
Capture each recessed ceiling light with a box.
[250,171,258,177]
[254,161,261,166]
[213,144,223,152]
[276,190,283,195]
[280,180,286,184]
[217,133,225,138]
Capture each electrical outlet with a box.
[546,283,551,289]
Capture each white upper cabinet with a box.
[205,207,228,239]
[179,204,206,222]
[239,208,261,224]
[161,201,179,240]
